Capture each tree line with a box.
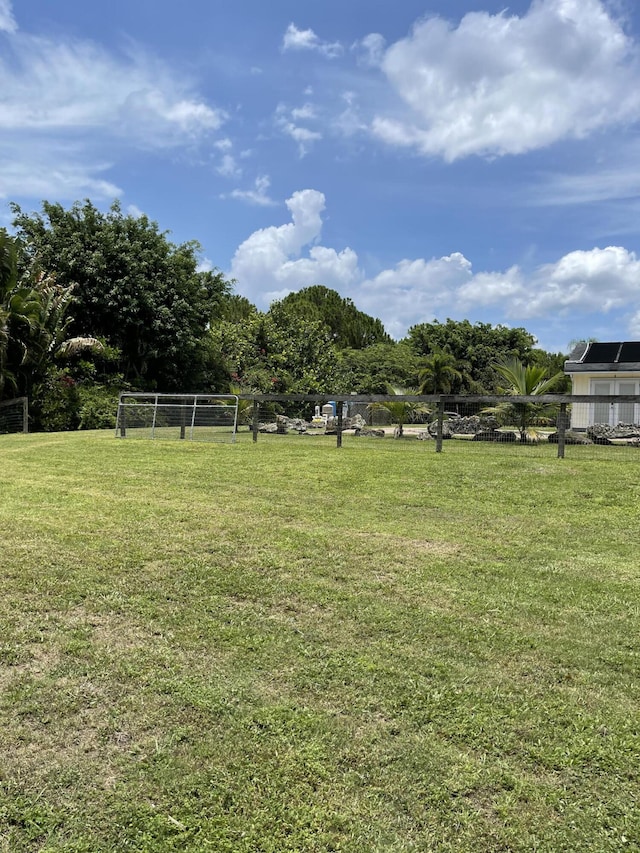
[0,200,569,431]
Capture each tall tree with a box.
[278,286,390,349]
[406,319,536,393]
[209,301,340,394]
[11,200,232,391]
[0,231,41,399]
[336,342,422,393]
[418,349,464,394]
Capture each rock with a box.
[343,413,366,430]
[287,418,309,433]
[426,414,499,439]
[473,429,516,442]
[547,430,592,445]
[359,427,385,438]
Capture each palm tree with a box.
[14,271,103,398]
[368,386,431,437]
[1,232,102,400]
[418,349,463,394]
[484,356,563,442]
[0,232,41,399]
[228,383,255,428]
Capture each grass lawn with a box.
[1,431,639,852]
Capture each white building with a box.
[564,341,640,429]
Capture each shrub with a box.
[78,385,119,430]
[31,368,81,432]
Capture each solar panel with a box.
[618,342,640,363]
[581,342,621,363]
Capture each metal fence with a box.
[115,393,239,442]
[235,393,640,458]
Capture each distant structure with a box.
[564,341,640,428]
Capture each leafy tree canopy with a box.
[11,200,232,391]
[405,318,537,393]
[418,349,464,394]
[209,300,339,394]
[277,285,390,349]
[336,341,422,394]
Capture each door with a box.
[592,381,612,425]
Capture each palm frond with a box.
[56,337,104,357]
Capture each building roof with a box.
[564,341,640,373]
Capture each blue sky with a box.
[3,0,640,353]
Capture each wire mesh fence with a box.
[236,393,640,459]
[0,397,28,435]
[105,390,640,459]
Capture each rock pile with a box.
[258,413,369,435]
[586,423,640,444]
[426,414,499,439]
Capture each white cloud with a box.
[365,246,640,335]
[0,139,122,200]
[0,0,16,33]
[369,245,640,336]
[197,256,215,273]
[358,253,475,337]
[282,23,343,59]
[217,154,241,178]
[231,189,360,305]
[456,246,640,320]
[353,33,386,67]
[285,124,322,149]
[275,104,322,156]
[0,22,225,199]
[230,189,640,342]
[532,155,640,206]
[0,37,225,139]
[291,103,317,121]
[372,0,640,160]
[228,175,277,207]
[524,246,640,317]
[334,92,367,137]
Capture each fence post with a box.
[179,403,186,439]
[22,397,28,433]
[119,399,126,438]
[436,398,444,453]
[557,402,567,459]
[252,397,259,443]
[336,404,343,448]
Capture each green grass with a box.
[1,431,639,852]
